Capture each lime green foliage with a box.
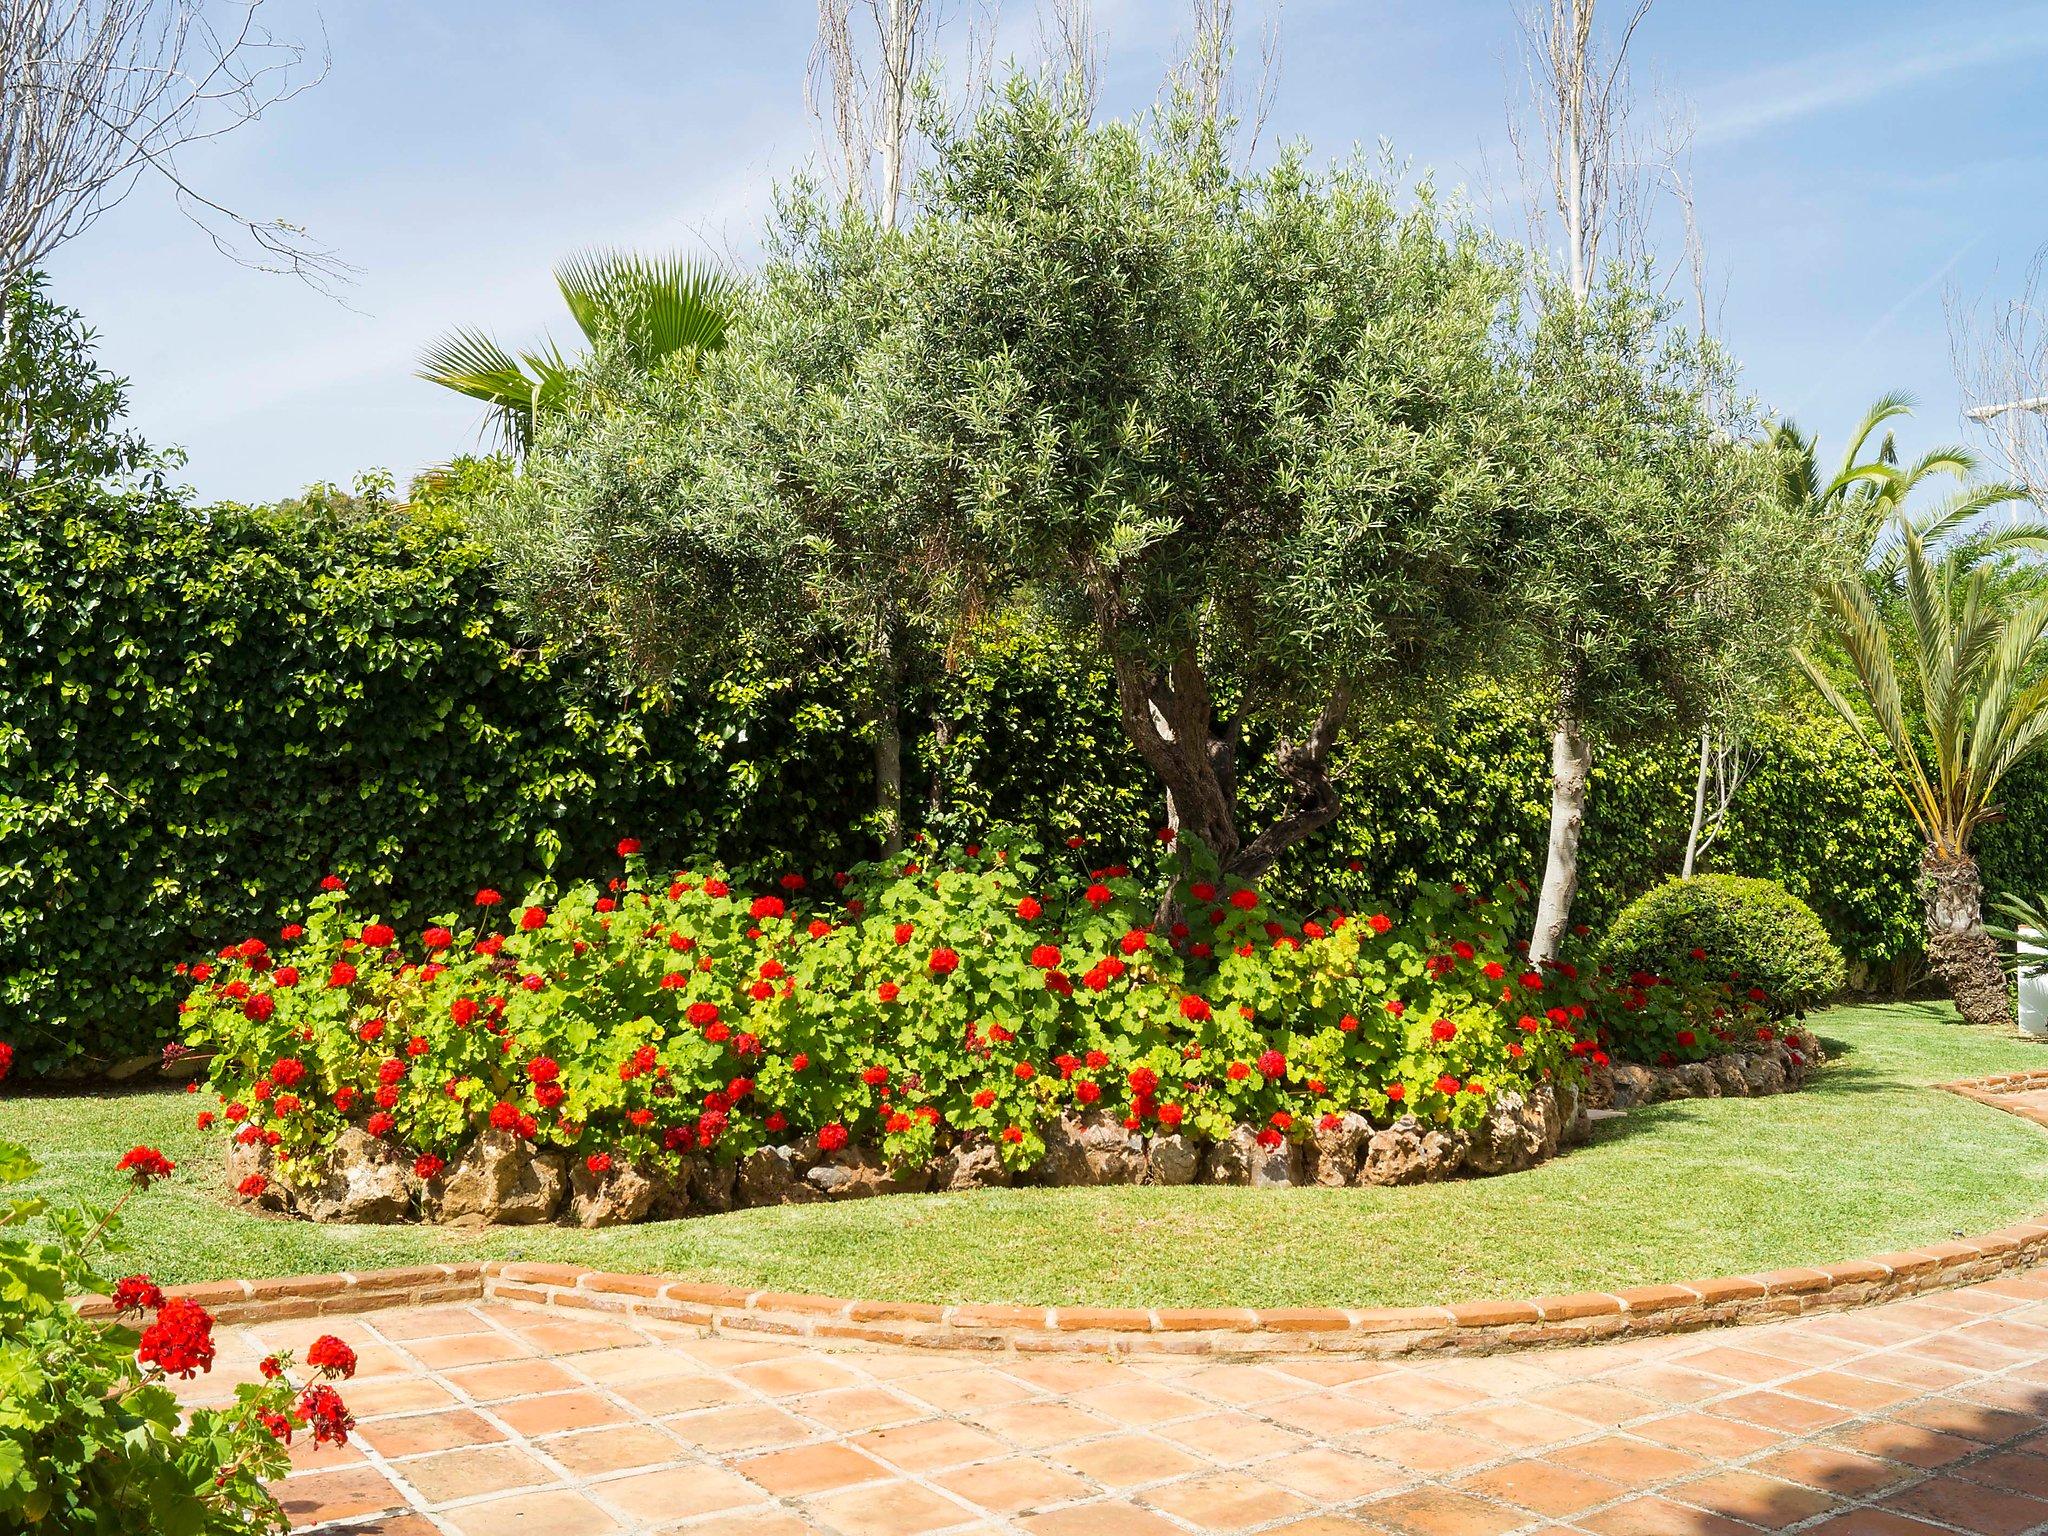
[1603,875,1847,1016]
[6,1005,2044,1308]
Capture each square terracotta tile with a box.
[357,1407,506,1459]
[1830,1419,1980,1469]
[442,1358,587,1402]
[663,1402,816,1454]
[804,1478,975,1535]
[789,1385,927,1433]
[1070,1379,1209,1426]
[1709,1389,1853,1434]
[540,1423,684,1478]
[1575,1495,1759,1536]
[1958,1448,2048,1497]
[1457,1457,1627,1517]
[1155,1410,1312,1462]
[345,1375,462,1418]
[1053,1432,1211,1488]
[369,1306,491,1342]
[394,1443,558,1506]
[591,1463,767,1523]
[492,1390,632,1438]
[739,1441,889,1497]
[1879,1475,2048,1534]
[1544,1435,1709,1490]
[405,1332,540,1371]
[933,1455,1094,1514]
[1021,1500,1190,1535]
[1358,1425,1500,1475]
[1142,1469,1314,1531]
[971,1399,1116,1449]
[1361,1486,1526,1536]
[731,1355,869,1397]
[1261,1447,1405,1502]
[1630,1409,1785,1460]
[852,1418,1011,1473]
[270,1465,408,1526]
[609,1372,749,1416]
[1753,1444,1911,1498]
[1667,1468,1839,1526]
[438,1488,619,1536]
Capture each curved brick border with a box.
[85,1071,2048,1358]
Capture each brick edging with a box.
[88,1073,2048,1357]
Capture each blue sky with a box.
[46,0,2048,504]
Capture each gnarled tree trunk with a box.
[1922,848,2011,1028]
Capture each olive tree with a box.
[795,85,1527,880]
[1511,277,1844,960]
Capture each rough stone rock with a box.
[1709,1055,1752,1098]
[1307,1112,1371,1187]
[1605,1061,1658,1110]
[1203,1126,1301,1188]
[226,1135,293,1213]
[1739,1050,1788,1096]
[1355,1116,1466,1186]
[1145,1133,1203,1186]
[1661,1062,1721,1101]
[684,1155,739,1215]
[930,1139,1010,1192]
[565,1157,657,1228]
[293,1127,416,1224]
[804,1146,929,1200]
[1465,1090,1555,1176]
[432,1129,566,1226]
[1039,1111,1147,1186]
[737,1145,821,1207]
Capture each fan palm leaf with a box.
[418,249,742,456]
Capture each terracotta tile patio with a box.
[219,1270,2048,1535]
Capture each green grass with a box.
[10,1002,2048,1309]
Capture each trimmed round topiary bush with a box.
[1602,875,1846,1018]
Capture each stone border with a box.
[91,1071,2048,1357]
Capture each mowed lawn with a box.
[8,1002,2048,1310]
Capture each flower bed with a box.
[176,835,1816,1226]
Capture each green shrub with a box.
[1601,875,1847,1018]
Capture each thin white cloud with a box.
[1695,5,2048,145]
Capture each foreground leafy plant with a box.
[0,1047,357,1533]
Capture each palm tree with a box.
[418,250,740,455]
[1794,526,2048,1027]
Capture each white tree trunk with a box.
[1529,711,1591,963]
[1681,725,1710,878]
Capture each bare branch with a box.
[1168,0,1282,157]
[1037,0,1099,117]
[0,0,342,290]
[1949,246,2048,506]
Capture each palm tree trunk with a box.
[1922,848,2011,1028]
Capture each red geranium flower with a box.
[238,1173,269,1198]
[116,1146,175,1186]
[298,1383,354,1445]
[413,1153,445,1180]
[749,895,785,920]
[475,888,503,907]
[1179,995,1211,1022]
[1431,1018,1457,1042]
[519,906,548,931]
[928,946,959,974]
[817,1122,848,1152]
[111,1274,166,1312]
[137,1297,216,1378]
[617,838,642,857]
[327,961,357,989]
[307,1335,358,1379]
[1256,1049,1286,1079]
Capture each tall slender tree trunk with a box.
[1530,667,1591,964]
[1681,726,1711,879]
[866,624,904,857]
[1922,847,2011,1028]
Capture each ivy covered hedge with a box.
[7,478,2042,1074]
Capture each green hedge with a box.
[5,479,2036,1074]
[1,483,872,1073]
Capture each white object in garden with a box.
[2020,927,2048,1039]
